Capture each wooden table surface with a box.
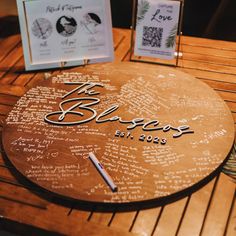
[0,28,235,236]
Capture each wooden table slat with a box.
[131,208,162,236]
[217,91,236,103]
[12,71,36,86]
[112,28,126,50]
[0,94,19,106]
[89,212,114,226]
[0,115,6,129]
[177,178,216,236]
[179,59,236,76]
[225,102,236,114]
[181,45,236,61]
[0,84,26,97]
[25,72,46,89]
[0,181,48,209]
[0,198,112,236]
[225,190,236,236]
[0,35,21,62]
[0,45,23,79]
[0,29,236,235]
[0,165,21,182]
[201,174,236,236]
[114,29,131,62]
[0,104,13,116]
[182,36,236,51]
[152,198,188,236]
[200,79,236,92]
[110,212,138,231]
[231,113,236,123]
[181,68,236,84]
[69,209,90,221]
[0,57,24,85]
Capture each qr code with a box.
[142,26,163,47]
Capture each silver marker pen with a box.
[89,152,118,192]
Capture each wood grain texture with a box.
[177,178,216,236]
[131,208,162,235]
[181,45,236,61]
[0,35,21,62]
[153,198,187,236]
[0,84,26,97]
[0,180,48,209]
[201,174,235,236]
[181,36,236,50]
[0,57,24,85]
[0,94,19,106]
[110,212,137,231]
[181,68,236,84]
[0,105,12,116]
[0,44,23,79]
[90,212,113,226]
[0,28,236,235]
[114,29,131,62]
[225,190,236,236]
[2,62,234,206]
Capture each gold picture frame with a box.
[130,0,184,67]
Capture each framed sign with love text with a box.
[16,0,114,71]
[130,0,184,66]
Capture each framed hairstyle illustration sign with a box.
[131,0,183,66]
[16,0,114,70]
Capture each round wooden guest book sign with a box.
[2,62,235,205]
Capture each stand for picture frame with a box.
[44,58,90,81]
[83,59,90,66]
[130,0,184,67]
[60,59,90,69]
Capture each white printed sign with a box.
[17,0,114,70]
[134,0,180,60]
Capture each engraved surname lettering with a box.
[44,81,194,138]
[44,97,99,125]
[96,105,120,123]
[63,82,103,99]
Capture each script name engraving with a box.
[44,82,194,138]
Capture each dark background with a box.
[0,0,236,41]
